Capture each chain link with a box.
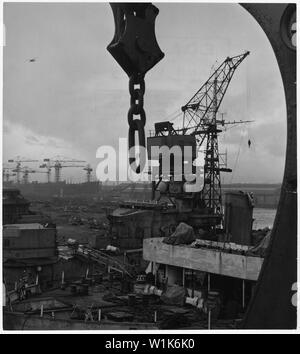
[128,74,146,173]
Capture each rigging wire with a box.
[226,59,253,183]
[230,132,243,184]
[169,111,183,122]
[163,108,182,122]
[229,122,250,183]
[245,56,255,150]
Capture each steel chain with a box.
[128,74,146,173]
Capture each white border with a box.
[0,0,299,335]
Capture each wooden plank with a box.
[143,238,263,281]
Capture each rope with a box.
[230,130,245,183]
[169,111,183,122]
[246,56,250,121]
[161,109,182,123]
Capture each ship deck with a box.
[143,238,264,281]
[4,281,239,330]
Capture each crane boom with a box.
[42,158,86,183]
[8,157,38,184]
[148,51,251,221]
[181,51,250,135]
[179,52,250,215]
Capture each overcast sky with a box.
[3,2,286,184]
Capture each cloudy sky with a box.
[3,2,286,184]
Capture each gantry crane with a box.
[42,158,86,183]
[148,52,252,221]
[83,164,93,183]
[7,157,39,184]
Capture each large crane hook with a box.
[107,3,164,173]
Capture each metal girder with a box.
[181,52,249,135]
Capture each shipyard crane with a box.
[38,164,52,183]
[7,157,39,184]
[20,166,52,184]
[31,170,52,183]
[181,52,252,214]
[83,164,93,183]
[18,166,52,184]
[20,167,36,184]
[2,167,16,183]
[42,158,86,183]
[149,52,252,219]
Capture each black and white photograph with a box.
[1,1,298,336]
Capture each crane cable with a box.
[230,130,244,183]
[230,58,253,183]
[169,110,182,122]
[230,59,252,183]
[246,57,253,149]
[162,108,181,122]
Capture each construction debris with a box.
[163,222,196,245]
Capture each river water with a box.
[252,207,277,230]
